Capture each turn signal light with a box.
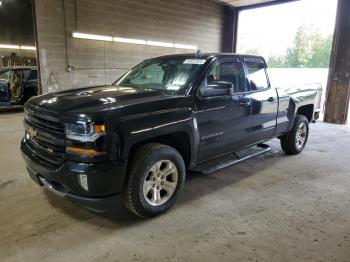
[94,125,106,133]
[66,147,106,156]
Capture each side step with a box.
[191,144,271,175]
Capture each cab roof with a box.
[152,52,265,61]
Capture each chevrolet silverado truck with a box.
[21,53,322,217]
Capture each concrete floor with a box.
[0,112,349,262]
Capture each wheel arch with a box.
[296,104,314,123]
[127,132,193,169]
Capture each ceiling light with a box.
[113,37,146,45]
[0,44,36,50]
[72,32,198,50]
[0,44,20,49]
[21,46,36,50]
[147,41,174,48]
[174,43,198,50]
[72,32,112,41]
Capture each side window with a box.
[0,70,11,82]
[245,62,269,91]
[205,62,245,93]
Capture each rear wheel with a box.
[123,143,186,217]
[280,114,309,155]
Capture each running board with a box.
[191,144,271,175]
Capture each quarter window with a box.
[245,62,269,91]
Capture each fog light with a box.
[78,174,88,191]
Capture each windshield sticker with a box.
[183,59,206,65]
[166,85,181,90]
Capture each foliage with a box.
[267,26,333,68]
[284,26,332,68]
[244,48,262,56]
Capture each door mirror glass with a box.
[200,81,233,97]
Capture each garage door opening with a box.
[0,0,36,67]
[237,0,338,119]
[0,0,39,109]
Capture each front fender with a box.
[112,108,198,166]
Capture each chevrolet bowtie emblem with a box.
[28,127,38,138]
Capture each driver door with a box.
[195,58,252,161]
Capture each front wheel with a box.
[123,143,186,217]
[280,114,309,155]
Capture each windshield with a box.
[115,57,207,94]
[0,70,11,82]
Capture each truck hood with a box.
[28,85,166,111]
[26,85,190,121]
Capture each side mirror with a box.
[200,81,234,98]
[0,82,10,103]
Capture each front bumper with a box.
[21,139,127,212]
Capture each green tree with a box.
[244,47,262,56]
[307,34,333,67]
[268,26,333,68]
[268,55,287,68]
[285,25,314,67]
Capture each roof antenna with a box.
[196,49,203,57]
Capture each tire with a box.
[280,114,309,155]
[123,143,186,217]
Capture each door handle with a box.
[238,99,251,107]
[267,97,276,102]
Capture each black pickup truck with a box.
[21,53,321,217]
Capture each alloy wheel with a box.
[142,160,178,206]
[296,122,307,149]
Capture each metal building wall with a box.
[34,0,225,93]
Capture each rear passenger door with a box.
[243,58,278,144]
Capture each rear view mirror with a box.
[200,81,234,98]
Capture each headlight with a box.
[66,122,105,142]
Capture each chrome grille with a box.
[27,112,65,134]
[25,110,66,168]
